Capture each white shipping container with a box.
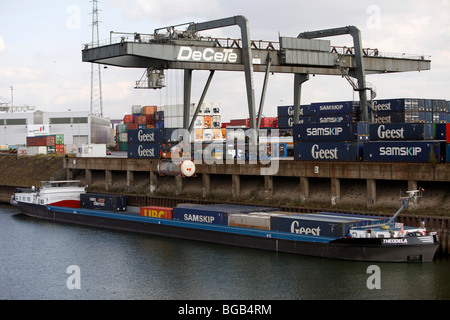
[17,146,47,156]
[76,144,106,157]
[65,144,78,154]
[228,213,271,230]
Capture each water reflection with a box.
[1,205,449,300]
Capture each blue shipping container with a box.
[294,142,362,161]
[372,112,405,124]
[309,101,359,115]
[435,123,447,140]
[173,204,276,225]
[372,99,405,113]
[368,123,424,140]
[127,143,162,159]
[363,141,442,163]
[293,123,356,142]
[447,144,450,163]
[270,215,359,238]
[128,129,164,143]
[277,105,311,117]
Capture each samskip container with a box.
[309,101,359,115]
[80,193,127,211]
[293,123,356,142]
[173,206,228,225]
[363,141,442,163]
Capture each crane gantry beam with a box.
[82,15,431,129]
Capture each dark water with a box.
[1,204,449,300]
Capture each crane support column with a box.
[298,26,369,121]
[293,73,309,124]
[190,16,257,129]
[183,69,193,129]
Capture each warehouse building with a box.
[0,110,112,146]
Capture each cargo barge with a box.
[11,181,439,262]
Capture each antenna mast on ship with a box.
[90,0,103,117]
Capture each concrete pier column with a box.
[408,180,418,191]
[202,173,211,197]
[66,168,73,180]
[331,178,341,205]
[232,174,240,198]
[149,172,157,194]
[127,170,134,189]
[85,169,92,186]
[299,177,309,203]
[367,179,377,206]
[175,176,183,195]
[264,176,273,199]
[105,170,112,190]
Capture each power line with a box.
[90,0,103,117]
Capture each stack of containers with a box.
[363,98,447,163]
[116,124,128,151]
[117,105,159,151]
[371,98,447,125]
[127,127,183,159]
[25,134,65,154]
[127,128,164,159]
[291,101,361,161]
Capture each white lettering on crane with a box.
[177,46,238,63]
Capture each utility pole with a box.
[90,0,103,117]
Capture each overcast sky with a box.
[0,0,449,121]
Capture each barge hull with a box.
[15,202,438,262]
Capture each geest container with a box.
[270,215,360,238]
[371,112,405,124]
[363,141,442,163]
[127,143,162,159]
[293,123,356,142]
[128,128,164,144]
[372,99,406,113]
[368,123,425,141]
[80,193,127,212]
[140,206,173,219]
[277,105,311,117]
[294,142,362,161]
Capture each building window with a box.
[50,117,71,124]
[5,118,27,125]
[72,117,88,124]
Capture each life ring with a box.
[422,230,427,236]
[400,228,406,236]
